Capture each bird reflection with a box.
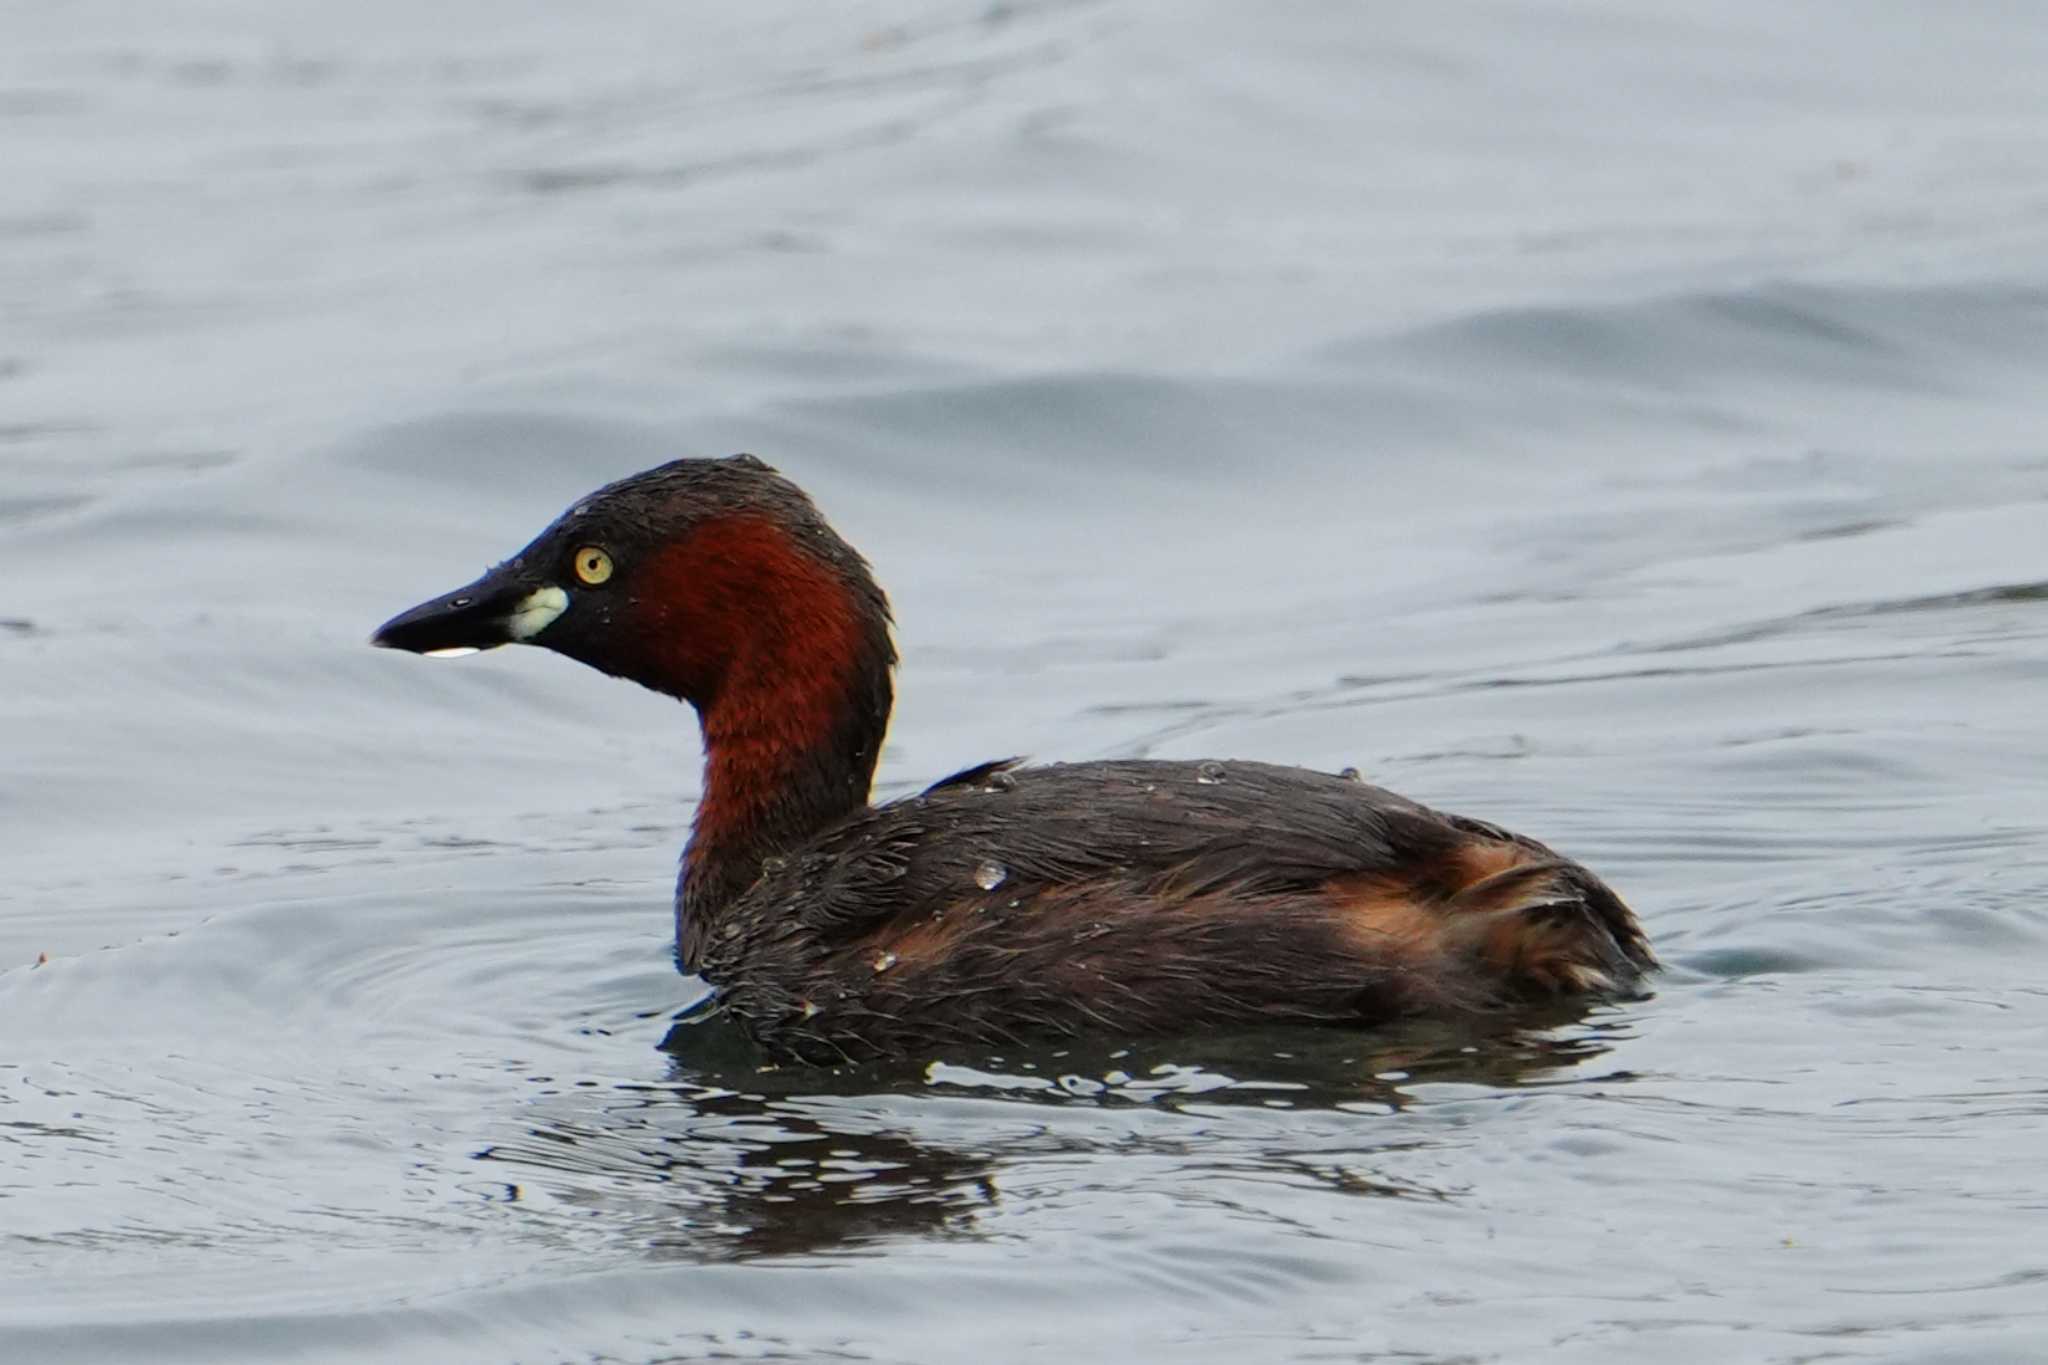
[473,999,1638,1263]
[473,1078,997,1261]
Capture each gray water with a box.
[5,3,2047,1361]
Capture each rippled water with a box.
[6,3,2048,1361]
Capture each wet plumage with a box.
[709,758,1651,1064]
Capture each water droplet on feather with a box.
[1196,761,1227,785]
[872,951,898,972]
[974,860,1008,891]
[1339,766,1361,781]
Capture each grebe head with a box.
[375,454,896,967]
[371,454,893,712]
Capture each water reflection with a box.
[477,1082,998,1260]
[477,1006,1636,1263]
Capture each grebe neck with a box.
[677,697,885,971]
[670,560,894,972]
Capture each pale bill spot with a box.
[505,585,569,640]
[423,646,482,659]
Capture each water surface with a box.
[5,3,2047,1361]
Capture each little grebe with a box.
[373,456,1654,1063]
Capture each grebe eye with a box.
[571,546,614,586]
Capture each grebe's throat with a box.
[665,523,894,972]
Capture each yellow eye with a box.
[572,546,613,586]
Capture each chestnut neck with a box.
[644,519,894,973]
[676,676,889,971]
